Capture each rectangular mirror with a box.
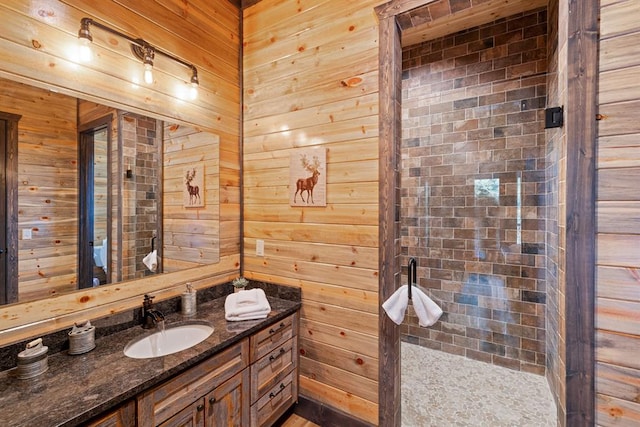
[1,76,219,305]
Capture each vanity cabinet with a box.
[137,339,250,427]
[158,370,248,427]
[85,400,136,427]
[134,312,299,427]
[249,312,299,427]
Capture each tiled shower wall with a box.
[401,8,548,374]
[120,113,161,280]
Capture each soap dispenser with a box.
[181,282,197,316]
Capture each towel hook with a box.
[151,236,156,252]
[408,257,416,300]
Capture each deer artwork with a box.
[294,154,322,204]
[185,168,201,206]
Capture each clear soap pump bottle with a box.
[181,282,197,316]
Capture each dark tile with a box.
[453,97,478,110]
[480,341,505,356]
[522,290,546,304]
[454,293,479,306]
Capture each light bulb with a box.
[189,82,198,100]
[78,37,92,62]
[143,63,153,84]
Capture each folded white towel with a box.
[225,308,271,322]
[412,286,443,327]
[382,284,443,327]
[225,288,271,321]
[143,250,158,272]
[382,285,409,325]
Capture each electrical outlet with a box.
[22,229,32,240]
[256,239,264,256]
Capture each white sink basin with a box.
[123,322,213,359]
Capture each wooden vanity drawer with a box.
[250,335,298,403]
[250,313,297,363]
[250,368,298,427]
[137,338,249,427]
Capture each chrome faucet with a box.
[142,294,165,329]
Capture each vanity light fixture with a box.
[77,17,199,98]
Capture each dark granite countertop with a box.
[0,295,300,427]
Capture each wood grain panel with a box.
[597,202,640,233]
[600,0,640,40]
[163,124,220,270]
[597,393,640,427]
[299,337,378,380]
[0,0,238,129]
[596,298,640,336]
[596,266,640,303]
[599,66,640,105]
[300,300,378,337]
[596,7,640,410]
[243,204,379,226]
[598,134,640,169]
[244,238,378,269]
[596,362,640,406]
[243,3,376,69]
[0,79,79,302]
[299,357,378,403]
[243,115,377,151]
[245,69,379,121]
[598,234,640,267]
[243,0,383,423]
[244,221,378,247]
[598,99,640,137]
[243,257,378,293]
[300,318,379,359]
[597,330,640,371]
[244,93,378,138]
[600,31,640,72]
[298,376,378,425]
[598,168,640,201]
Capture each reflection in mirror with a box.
[0,76,219,305]
[79,120,115,288]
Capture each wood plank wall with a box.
[0,79,79,302]
[0,0,241,346]
[163,124,220,270]
[242,1,385,424]
[596,0,640,425]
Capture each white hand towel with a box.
[143,250,158,272]
[225,308,271,322]
[382,285,409,325]
[412,286,443,327]
[225,288,271,321]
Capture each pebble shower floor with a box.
[401,342,557,426]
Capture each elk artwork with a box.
[185,168,201,206]
[294,154,322,204]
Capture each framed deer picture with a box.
[290,148,327,207]
[183,163,205,208]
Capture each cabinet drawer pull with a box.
[269,347,286,362]
[269,383,286,399]
[269,322,286,334]
[197,404,205,412]
[209,397,216,404]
